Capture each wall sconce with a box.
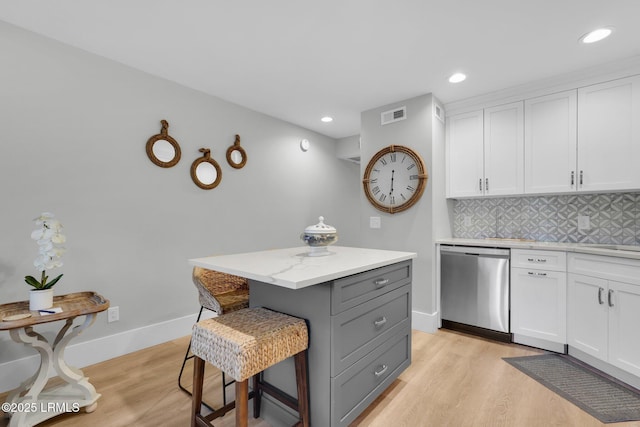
[300,139,310,152]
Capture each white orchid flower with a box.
[26,212,66,289]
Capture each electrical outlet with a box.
[107,306,119,323]
[578,215,590,231]
[370,216,381,229]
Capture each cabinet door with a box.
[578,75,640,192]
[608,280,640,377]
[484,102,524,195]
[446,110,484,197]
[567,273,608,360]
[524,90,577,194]
[511,268,566,344]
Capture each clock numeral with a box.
[406,185,415,192]
[370,178,378,184]
[372,186,381,195]
[380,158,388,166]
[373,168,380,173]
[401,155,407,163]
[378,193,387,203]
[410,174,418,180]
[401,194,407,201]
[390,153,396,162]
[406,163,416,171]
[389,195,395,205]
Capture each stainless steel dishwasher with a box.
[440,245,511,342]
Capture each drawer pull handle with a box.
[536,259,547,263]
[374,316,387,328]
[598,287,605,305]
[527,272,547,277]
[374,278,390,287]
[374,364,388,377]
[527,258,534,262]
[608,289,614,307]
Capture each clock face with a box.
[363,145,428,214]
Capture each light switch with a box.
[370,216,381,229]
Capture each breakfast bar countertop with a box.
[189,246,417,290]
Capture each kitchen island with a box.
[190,246,416,427]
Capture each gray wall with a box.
[0,21,360,363]
[359,94,436,316]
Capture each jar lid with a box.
[304,216,336,234]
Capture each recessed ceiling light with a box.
[448,73,467,83]
[321,116,333,123]
[580,27,613,44]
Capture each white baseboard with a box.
[412,309,438,333]
[0,310,215,393]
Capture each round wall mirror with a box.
[146,120,181,168]
[191,148,222,190]
[226,134,247,169]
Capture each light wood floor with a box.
[2,329,639,427]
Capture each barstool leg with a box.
[252,373,261,418]
[191,356,205,427]
[294,351,310,427]
[236,379,249,427]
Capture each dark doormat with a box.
[503,354,640,423]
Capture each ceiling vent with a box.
[381,106,406,125]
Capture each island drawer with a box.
[331,285,410,375]
[331,330,410,427]
[511,249,566,271]
[331,260,411,315]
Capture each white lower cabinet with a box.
[511,249,566,352]
[567,253,640,383]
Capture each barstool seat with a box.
[179,267,249,410]
[190,307,309,427]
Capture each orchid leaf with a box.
[43,274,63,289]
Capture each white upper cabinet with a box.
[484,102,524,196]
[446,102,523,198]
[577,75,640,192]
[446,110,484,197]
[524,90,577,194]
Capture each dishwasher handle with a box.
[440,245,510,257]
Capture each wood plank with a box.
[1,329,635,426]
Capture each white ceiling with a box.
[1,1,639,139]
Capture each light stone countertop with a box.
[436,238,640,260]
[189,246,417,290]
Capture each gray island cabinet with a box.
[190,246,416,427]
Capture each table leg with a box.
[5,314,101,427]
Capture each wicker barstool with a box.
[179,267,250,410]
[190,307,310,427]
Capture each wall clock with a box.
[362,145,428,214]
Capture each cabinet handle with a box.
[598,287,605,305]
[571,171,575,186]
[486,178,489,192]
[608,289,614,307]
[580,170,583,186]
[374,316,387,328]
[536,258,547,263]
[374,278,389,288]
[527,258,535,262]
[479,178,483,191]
[374,364,388,377]
[527,271,547,277]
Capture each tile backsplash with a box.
[453,192,640,245]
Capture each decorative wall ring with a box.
[191,148,222,190]
[146,120,181,168]
[226,134,247,169]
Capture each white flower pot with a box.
[29,288,54,311]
